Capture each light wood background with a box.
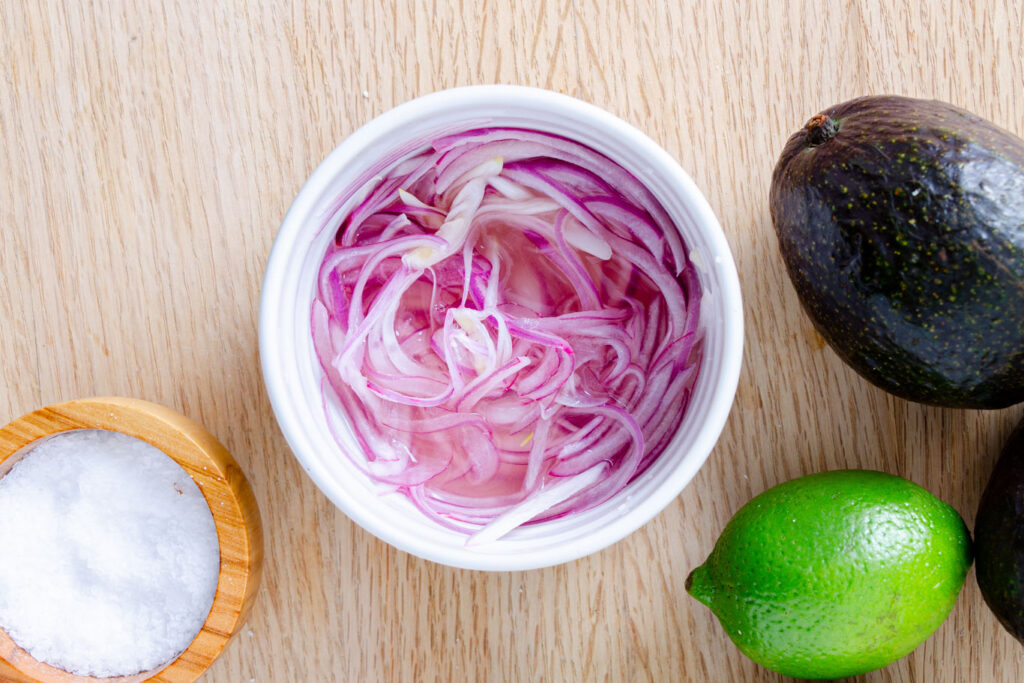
[2,2,1022,681]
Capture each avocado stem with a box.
[805,114,838,146]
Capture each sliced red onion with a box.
[313,127,703,543]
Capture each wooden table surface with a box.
[2,2,1023,681]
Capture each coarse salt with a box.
[0,429,220,677]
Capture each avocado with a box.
[975,416,1024,643]
[770,95,1024,408]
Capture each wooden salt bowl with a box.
[0,398,264,683]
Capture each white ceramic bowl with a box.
[260,85,743,571]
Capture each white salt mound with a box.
[0,429,221,677]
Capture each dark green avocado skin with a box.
[976,417,1024,644]
[770,95,1024,408]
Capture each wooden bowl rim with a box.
[0,397,264,683]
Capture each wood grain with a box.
[0,398,263,682]
[1,1,1022,681]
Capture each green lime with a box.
[686,469,972,680]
